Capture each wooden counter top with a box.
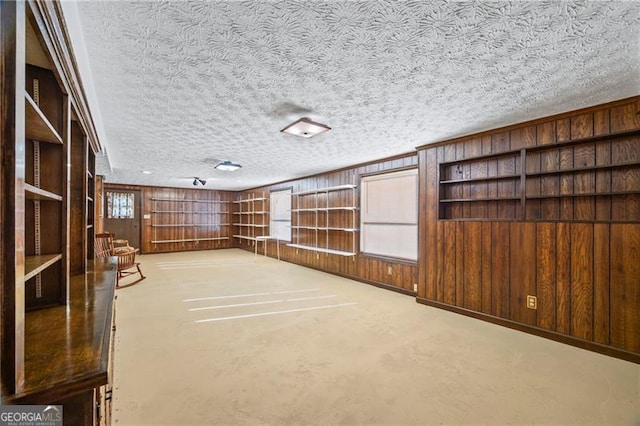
[8,258,117,403]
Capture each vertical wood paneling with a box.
[509,222,536,326]
[418,98,639,360]
[436,220,444,301]
[611,138,640,222]
[424,149,438,299]
[494,132,514,219]
[593,109,610,136]
[559,146,574,221]
[462,222,482,311]
[556,223,571,334]
[572,113,595,221]
[491,222,510,318]
[536,223,556,331]
[595,137,611,221]
[593,224,610,345]
[610,224,640,353]
[570,223,593,340]
[557,118,571,142]
[480,222,492,314]
[443,221,456,305]
[610,102,640,132]
[465,140,484,218]
[455,221,464,307]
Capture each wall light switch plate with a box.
[143,214,151,220]
[526,295,537,310]
[387,266,393,275]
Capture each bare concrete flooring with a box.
[112,249,639,425]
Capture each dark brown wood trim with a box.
[104,182,236,195]
[6,371,108,405]
[357,253,418,266]
[416,297,640,364]
[242,151,418,192]
[416,96,640,150]
[358,164,418,179]
[0,0,23,398]
[238,245,417,297]
[29,0,103,155]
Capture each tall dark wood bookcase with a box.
[1,2,115,424]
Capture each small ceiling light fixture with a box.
[193,178,207,186]
[280,117,331,138]
[215,160,242,172]
[141,170,152,174]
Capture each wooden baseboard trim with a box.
[238,245,416,296]
[416,298,639,364]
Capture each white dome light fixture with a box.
[215,160,242,172]
[280,117,331,138]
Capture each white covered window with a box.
[270,189,292,241]
[360,169,418,260]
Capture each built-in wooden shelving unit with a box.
[287,184,358,257]
[438,128,640,222]
[2,2,116,423]
[232,195,268,244]
[150,196,230,245]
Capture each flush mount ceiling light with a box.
[280,117,331,138]
[215,160,242,172]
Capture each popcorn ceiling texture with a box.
[75,0,640,190]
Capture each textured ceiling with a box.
[72,0,640,191]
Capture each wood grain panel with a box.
[595,136,611,221]
[466,140,485,218]
[462,222,482,311]
[424,149,438,299]
[436,220,444,302]
[557,118,571,142]
[610,224,640,353]
[610,101,640,132]
[417,98,639,361]
[593,224,610,345]
[455,221,464,307]
[443,221,456,305]
[559,146,574,221]
[418,147,428,298]
[570,113,593,139]
[573,142,595,220]
[570,223,593,340]
[481,222,492,314]
[510,125,536,149]
[611,138,640,221]
[491,222,510,318]
[540,142,560,220]
[525,145,541,220]
[593,109,610,136]
[556,223,571,334]
[509,222,536,326]
[536,223,556,331]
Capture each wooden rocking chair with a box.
[94,232,145,288]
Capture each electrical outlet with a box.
[413,283,418,292]
[526,295,537,310]
[387,266,392,275]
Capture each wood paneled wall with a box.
[418,97,640,362]
[102,184,235,254]
[142,186,235,254]
[238,154,419,294]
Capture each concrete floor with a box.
[112,249,640,425]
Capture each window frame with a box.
[359,168,418,261]
[269,188,292,242]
